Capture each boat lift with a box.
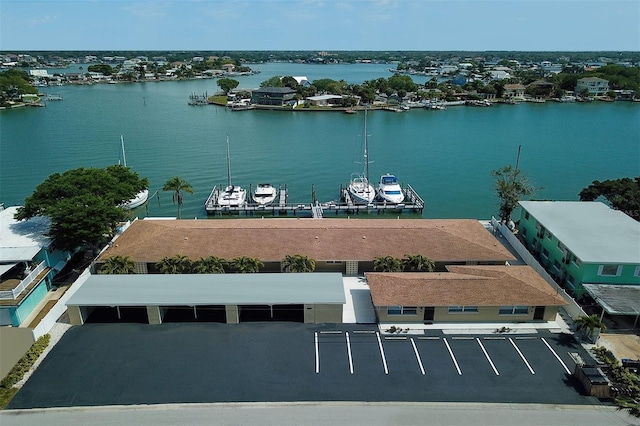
[204,184,424,217]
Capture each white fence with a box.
[490,217,586,320]
[31,268,91,340]
[0,261,47,300]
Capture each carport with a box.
[583,284,640,328]
[66,273,346,325]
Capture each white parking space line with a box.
[509,337,535,375]
[541,337,572,374]
[345,332,354,374]
[375,332,389,375]
[410,338,426,375]
[443,338,462,375]
[476,338,499,376]
[315,332,319,374]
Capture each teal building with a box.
[0,206,69,326]
[517,201,640,296]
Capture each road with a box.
[2,402,639,426]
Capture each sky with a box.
[1,0,639,52]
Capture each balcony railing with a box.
[0,261,47,300]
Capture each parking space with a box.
[314,329,592,393]
[8,323,594,409]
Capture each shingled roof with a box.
[367,265,567,307]
[98,218,516,263]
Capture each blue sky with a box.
[2,0,639,51]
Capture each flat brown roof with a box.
[99,218,516,263]
[367,266,567,307]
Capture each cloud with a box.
[23,15,59,28]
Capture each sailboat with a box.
[119,135,149,210]
[217,136,247,207]
[347,109,375,204]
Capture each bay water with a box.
[1,62,638,219]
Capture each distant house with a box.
[292,76,311,87]
[575,77,610,97]
[368,266,567,324]
[306,94,343,106]
[0,206,69,327]
[222,64,235,73]
[503,84,526,99]
[251,87,297,106]
[488,70,511,80]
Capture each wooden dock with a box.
[204,184,424,217]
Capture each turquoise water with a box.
[1,63,639,219]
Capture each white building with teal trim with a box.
[0,206,69,326]
[517,201,640,299]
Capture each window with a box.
[635,266,640,277]
[499,306,529,315]
[387,306,417,316]
[545,230,553,240]
[566,274,576,288]
[524,211,530,220]
[522,227,527,236]
[448,306,478,313]
[552,260,561,272]
[572,257,582,268]
[598,265,622,277]
[542,248,549,259]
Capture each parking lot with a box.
[8,323,595,409]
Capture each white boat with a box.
[253,183,277,205]
[119,135,149,210]
[217,137,246,207]
[347,109,375,204]
[377,174,405,203]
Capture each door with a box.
[533,306,545,320]
[423,307,435,322]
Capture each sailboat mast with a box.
[226,136,231,187]
[120,135,127,167]
[364,109,369,183]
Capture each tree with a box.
[574,314,607,343]
[373,256,403,272]
[282,254,316,273]
[491,165,536,222]
[230,256,263,273]
[260,76,284,88]
[579,177,640,221]
[402,254,435,272]
[162,176,193,219]
[156,255,192,274]
[14,166,148,253]
[217,78,239,94]
[100,255,136,274]
[192,256,227,273]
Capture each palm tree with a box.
[402,254,435,272]
[192,256,227,274]
[162,176,193,219]
[156,255,192,274]
[282,254,316,273]
[230,256,263,273]
[574,314,607,342]
[373,255,403,272]
[100,255,136,274]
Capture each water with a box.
[1,63,639,219]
